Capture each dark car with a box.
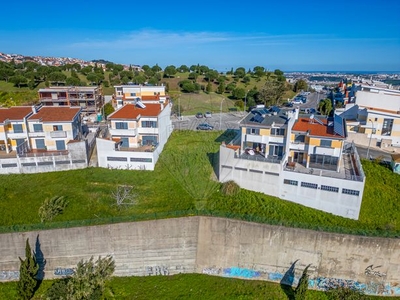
[195,112,203,118]
[196,123,214,130]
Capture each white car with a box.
[292,99,302,105]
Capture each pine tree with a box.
[294,264,310,300]
[18,238,39,300]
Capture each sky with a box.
[1,0,400,72]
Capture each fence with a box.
[0,209,399,238]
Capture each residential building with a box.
[38,86,103,113]
[0,106,88,174]
[96,100,172,170]
[220,106,365,219]
[339,85,400,149]
[113,85,167,109]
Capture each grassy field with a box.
[0,274,396,299]
[0,130,399,237]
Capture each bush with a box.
[221,180,240,196]
[38,196,68,223]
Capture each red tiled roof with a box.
[28,106,81,122]
[0,106,33,123]
[108,104,163,120]
[292,117,345,138]
[141,95,160,100]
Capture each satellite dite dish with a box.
[309,114,314,123]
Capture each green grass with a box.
[0,274,396,299]
[0,130,399,237]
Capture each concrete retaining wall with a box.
[1,217,399,296]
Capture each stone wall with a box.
[1,216,399,296]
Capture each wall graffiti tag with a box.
[54,268,75,276]
[0,271,20,280]
[145,265,169,276]
[223,267,261,279]
[202,267,221,275]
[365,265,386,278]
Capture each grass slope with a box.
[0,130,399,237]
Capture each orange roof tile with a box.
[108,104,162,120]
[0,106,33,123]
[28,106,81,122]
[292,117,345,139]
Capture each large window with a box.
[246,128,260,135]
[271,128,285,136]
[53,125,63,131]
[115,122,128,129]
[56,140,66,150]
[120,137,129,148]
[269,144,283,157]
[142,121,157,128]
[33,124,43,132]
[142,136,158,146]
[309,154,338,171]
[320,139,332,147]
[382,118,393,136]
[13,124,23,133]
[294,134,305,143]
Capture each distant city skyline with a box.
[1,0,399,72]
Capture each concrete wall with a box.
[0,217,399,295]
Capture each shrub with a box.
[38,196,68,223]
[221,180,240,196]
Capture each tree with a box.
[259,80,286,106]
[111,185,137,209]
[234,67,246,78]
[177,65,189,73]
[66,256,115,300]
[38,196,69,223]
[217,82,226,94]
[18,238,39,300]
[151,64,162,73]
[318,98,333,116]
[47,72,67,85]
[10,75,28,88]
[253,66,265,78]
[294,264,310,300]
[66,76,81,86]
[103,102,114,118]
[294,79,308,92]
[232,87,246,100]
[325,287,367,300]
[164,65,177,78]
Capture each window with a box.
[120,137,129,148]
[56,140,66,150]
[131,157,152,162]
[294,134,305,143]
[301,182,318,189]
[142,136,158,145]
[342,188,360,196]
[13,124,23,133]
[33,124,43,132]
[130,93,136,96]
[115,122,128,129]
[246,128,260,135]
[320,139,332,147]
[382,118,393,136]
[142,121,157,128]
[53,125,63,131]
[107,157,127,161]
[36,139,46,149]
[284,179,298,186]
[16,139,25,146]
[321,185,339,193]
[269,144,283,157]
[271,128,285,136]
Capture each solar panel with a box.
[313,117,324,125]
[252,114,264,123]
[334,114,345,137]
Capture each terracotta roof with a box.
[0,106,33,123]
[141,95,160,100]
[292,117,345,139]
[28,106,81,122]
[108,104,162,120]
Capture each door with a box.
[56,140,66,150]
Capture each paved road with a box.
[172,112,244,131]
[353,144,392,161]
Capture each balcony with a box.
[50,131,67,138]
[29,131,46,137]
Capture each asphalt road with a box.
[172,112,244,131]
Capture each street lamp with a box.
[366,118,375,159]
[220,98,224,130]
[244,90,249,114]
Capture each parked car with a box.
[292,99,302,105]
[196,123,214,130]
[204,111,212,118]
[195,112,203,118]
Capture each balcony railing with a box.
[50,131,67,138]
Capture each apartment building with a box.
[38,86,103,113]
[220,106,365,219]
[96,100,172,170]
[113,85,167,109]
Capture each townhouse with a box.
[338,85,400,149]
[0,106,87,174]
[96,100,172,170]
[38,86,103,114]
[220,106,365,219]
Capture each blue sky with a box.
[1,0,399,72]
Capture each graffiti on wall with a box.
[54,268,75,276]
[222,267,261,279]
[365,265,386,278]
[145,265,169,276]
[202,267,221,275]
[0,271,20,280]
